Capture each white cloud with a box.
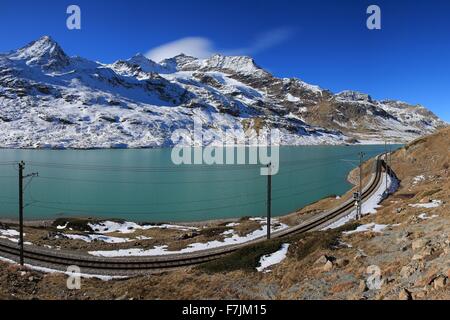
[224,27,295,56]
[146,37,214,62]
[145,27,294,62]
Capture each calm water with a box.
[0,146,399,222]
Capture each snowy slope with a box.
[0,36,445,149]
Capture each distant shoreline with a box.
[0,141,397,151]
[0,216,246,228]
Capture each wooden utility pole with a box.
[267,163,272,240]
[389,145,393,178]
[385,141,388,191]
[18,161,38,266]
[18,161,24,266]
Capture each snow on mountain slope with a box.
[0,36,446,149]
[195,54,270,77]
[8,36,70,70]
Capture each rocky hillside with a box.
[0,36,446,148]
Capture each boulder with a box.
[335,258,350,267]
[42,232,59,241]
[400,265,415,279]
[432,275,447,290]
[353,252,367,261]
[412,254,424,261]
[177,231,199,240]
[314,255,329,265]
[412,239,429,251]
[411,248,432,261]
[323,261,334,272]
[413,290,427,299]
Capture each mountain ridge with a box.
[0,36,446,149]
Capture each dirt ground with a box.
[0,127,448,300]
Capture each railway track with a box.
[0,154,389,275]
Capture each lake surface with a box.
[0,145,399,222]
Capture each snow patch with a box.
[59,233,133,244]
[256,243,290,273]
[343,223,389,235]
[418,213,438,220]
[0,229,20,237]
[412,175,425,185]
[409,200,442,209]
[56,223,68,230]
[0,228,31,244]
[88,220,288,257]
[88,221,199,234]
[225,222,240,227]
[324,173,399,230]
[286,93,300,102]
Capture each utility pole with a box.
[18,161,38,266]
[357,152,365,220]
[266,163,272,240]
[18,161,24,266]
[389,144,393,177]
[387,143,392,185]
[385,141,388,192]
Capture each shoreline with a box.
[0,141,400,151]
[0,190,353,228]
[0,215,276,228]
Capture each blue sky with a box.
[0,0,449,121]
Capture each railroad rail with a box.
[0,154,390,275]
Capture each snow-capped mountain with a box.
[0,36,446,149]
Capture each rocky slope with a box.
[0,36,446,148]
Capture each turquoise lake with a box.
[0,145,399,222]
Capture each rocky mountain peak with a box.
[159,54,199,72]
[199,54,270,77]
[336,90,373,103]
[10,35,70,70]
[127,53,163,73]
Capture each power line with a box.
[25,173,353,216]
[28,197,267,216]
[271,178,349,201]
[34,174,264,185]
[0,151,396,222]
[278,150,381,166]
[0,162,18,165]
[32,159,345,184]
[26,161,261,173]
[27,188,266,208]
[22,149,384,173]
[25,170,348,208]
